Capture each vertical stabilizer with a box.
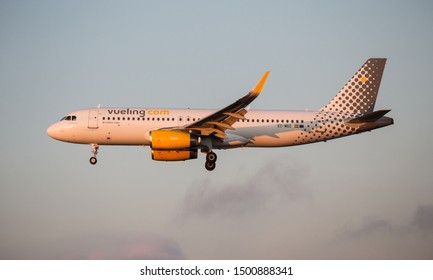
[321,58,386,115]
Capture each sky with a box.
[1,0,433,259]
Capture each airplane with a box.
[47,58,393,171]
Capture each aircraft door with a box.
[88,110,99,129]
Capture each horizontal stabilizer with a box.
[348,110,391,123]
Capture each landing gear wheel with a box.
[89,157,97,165]
[206,151,217,162]
[89,144,99,165]
[205,160,216,171]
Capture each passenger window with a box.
[72,116,76,121]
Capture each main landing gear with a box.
[89,143,99,165]
[205,151,217,171]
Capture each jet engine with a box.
[150,130,199,150]
[151,149,198,161]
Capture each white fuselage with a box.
[46,107,390,149]
[46,59,394,170]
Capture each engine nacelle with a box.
[151,149,198,161]
[150,130,199,150]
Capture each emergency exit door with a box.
[88,110,99,129]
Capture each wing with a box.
[184,71,270,139]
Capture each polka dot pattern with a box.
[292,58,387,145]
[292,111,357,145]
[321,58,386,115]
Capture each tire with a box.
[206,152,217,162]
[205,160,216,171]
[89,157,97,165]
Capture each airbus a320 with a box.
[47,58,394,171]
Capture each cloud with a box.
[410,204,433,234]
[337,219,396,241]
[179,157,310,218]
[339,204,433,240]
[53,233,185,260]
[333,204,433,259]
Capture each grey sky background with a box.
[1,0,432,259]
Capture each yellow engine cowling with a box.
[151,150,198,161]
[150,130,199,150]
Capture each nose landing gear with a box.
[205,151,217,171]
[89,144,99,165]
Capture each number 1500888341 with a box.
[233,266,293,276]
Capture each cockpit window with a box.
[60,115,77,121]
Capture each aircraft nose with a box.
[47,124,59,139]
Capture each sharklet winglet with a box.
[250,71,270,95]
